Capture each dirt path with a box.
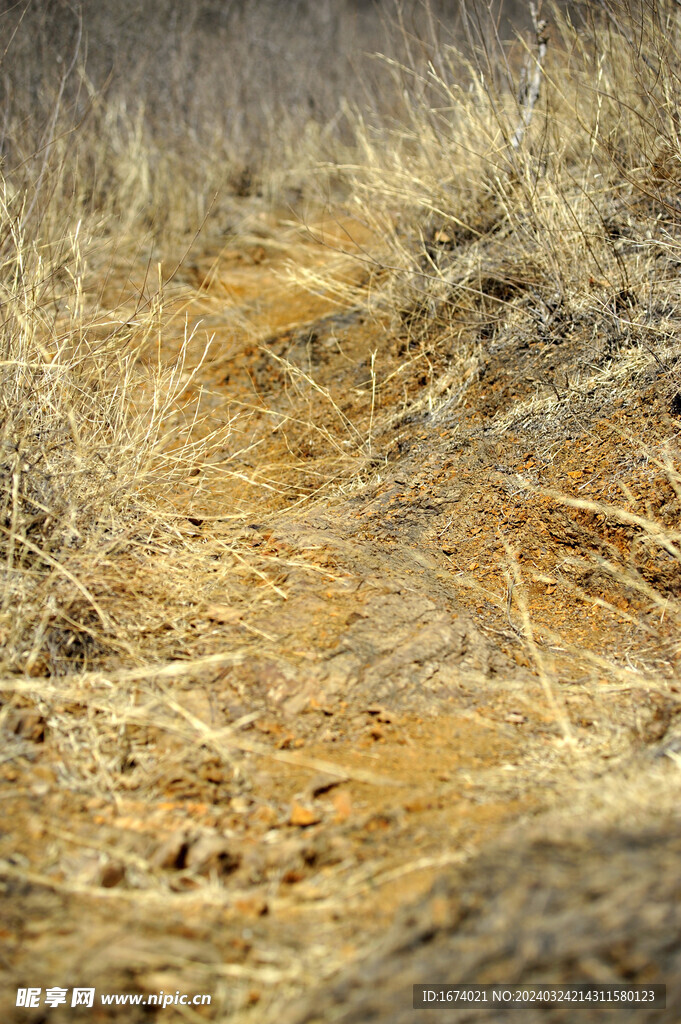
[2,206,681,1022]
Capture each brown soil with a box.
[2,204,681,1022]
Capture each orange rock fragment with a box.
[289,801,321,827]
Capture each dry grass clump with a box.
[0,6,242,680]
[0,184,219,677]
[317,1,681,356]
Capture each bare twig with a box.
[512,2,549,150]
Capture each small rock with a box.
[289,801,322,827]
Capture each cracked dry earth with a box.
[3,205,681,1023]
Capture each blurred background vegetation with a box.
[0,0,530,235]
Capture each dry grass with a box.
[0,0,678,780]
[2,3,681,1019]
